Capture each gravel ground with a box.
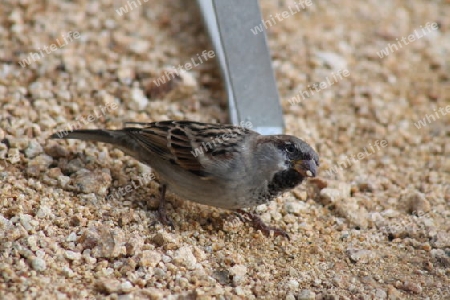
[1,0,449,299]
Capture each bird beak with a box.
[294,159,317,178]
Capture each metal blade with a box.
[197,0,284,135]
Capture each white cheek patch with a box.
[278,161,287,170]
[306,170,313,177]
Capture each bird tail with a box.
[50,129,127,145]
[50,129,143,158]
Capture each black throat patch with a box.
[268,169,304,197]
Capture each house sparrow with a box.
[50,120,319,239]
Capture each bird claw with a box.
[150,184,174,230]
[149,203,175,230]
[236,210,290,240]
[260,225,291,240]
[158,205,175,230]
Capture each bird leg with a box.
[157,184,174,229]
[236,209,290,240]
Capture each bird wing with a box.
[123,121,256,178]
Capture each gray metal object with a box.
[197,0,284,135]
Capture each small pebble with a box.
[319,188,344,204]
[7,148,21,164]
[72,169,112,196]
[171,246,197,271]
[346,248,375,264]
[400,281,422,294]
[284,201,306,215]
[24,140,43,158]
[139,250,162,268]
[65,250,82,261]
[298,289,316,300]
[31,257,47,271]
[406,191,430,214]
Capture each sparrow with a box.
[50,120,319,239]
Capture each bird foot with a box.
[236,209,290,240]
[157,201,174,230]
[150,184,174,230]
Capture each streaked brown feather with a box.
[123,121,256,178]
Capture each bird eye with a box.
[285,143,296,153]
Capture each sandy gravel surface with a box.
[1,0,449,299]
